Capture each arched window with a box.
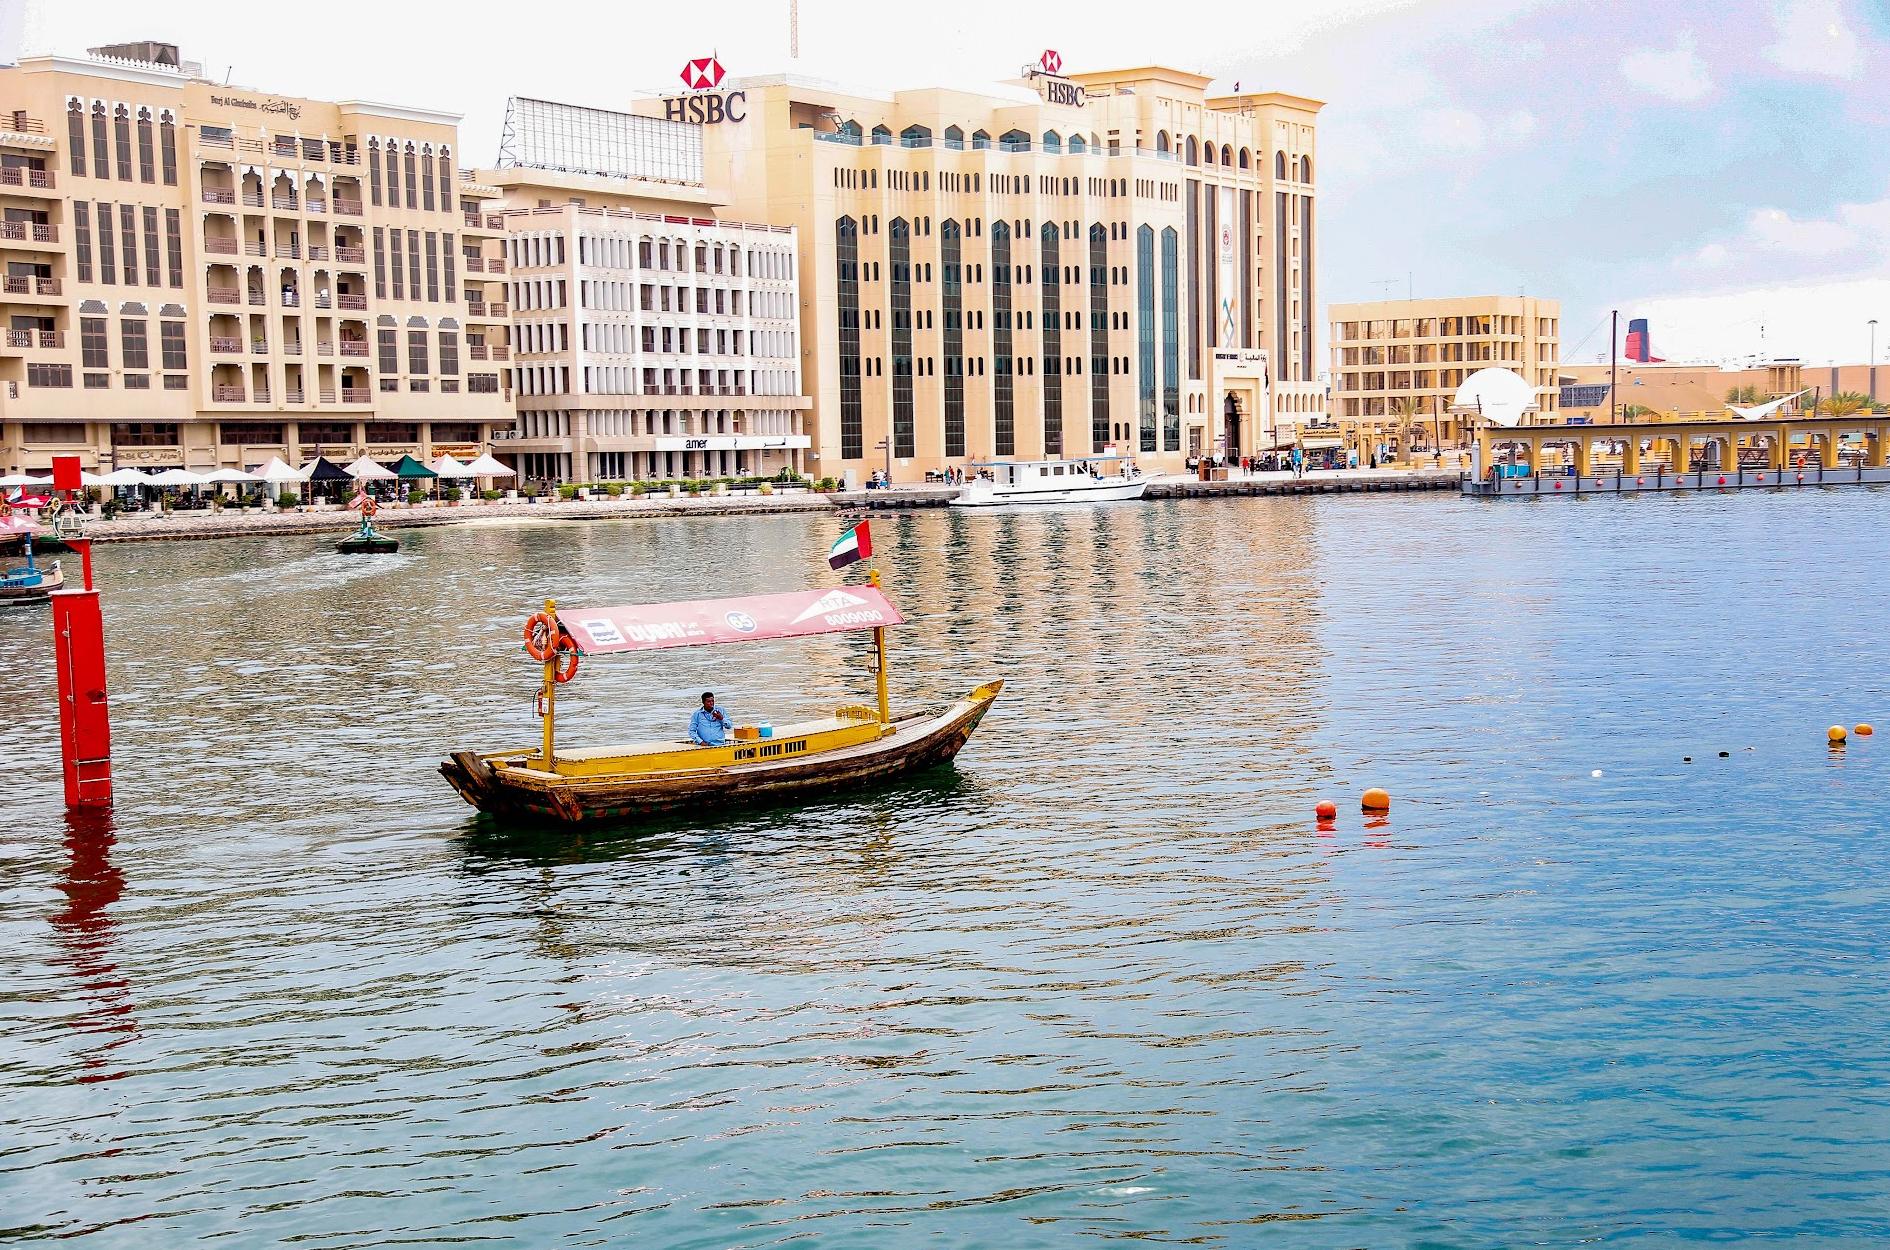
[1156,130,1170,154]
[971,129,991,150]
[66,98,86,177]
[421,143,436,211]
[1042,130,1061,153]
[1276,150,1287,178]
[1000,129,1029,152]
[1186,136,1198,165]
[838,119,862,143]
[1238,148,1250,169]
[135,107,155,182]
[368,138,382,206]
[385,139,401,205]
[1301,153,1312,182]
[835,216,862,459]
[159,110,177,185]
[899,124,931,148]
[870,124,891,145]
[438,146,453,213]
[943,124,964,149]
[112,104,132,180]
[1069,134,1085,153]
[403,142,418,208]
[90,102,108,179]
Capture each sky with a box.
[16,0,1890,367]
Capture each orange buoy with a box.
[1315,800,1337,821]
[1361,787,1391,813]
[1856,724,1875,736]
[1828,725,1848,744]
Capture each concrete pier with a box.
[834,469,1461,509]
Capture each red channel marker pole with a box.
[48,454,111,809]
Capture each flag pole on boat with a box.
[869,567,890,725]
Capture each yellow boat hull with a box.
[441,681,1002,825]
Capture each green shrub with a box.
[481,489,502,501]
[444,486,463,502]
[407,488,427,505]
[99,498,120,520]
[604,483,623,497]
[557,485,578,501]
[278,491,301,509]
[758,482,773,496]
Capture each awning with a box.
[559,586,904,656]
[301,456,354,483]
[1299,436,1344,449]
[251,457,307,483]
[429,453,477,479]
[344,455,398,480]
[463,453,515,478]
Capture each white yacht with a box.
[950,458,1149,507]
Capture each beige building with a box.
[1557,358,1890,421]
[1331,295,1559,446]
[633,65,1322,481]
[473,159,810,483]
[0,47,511,475]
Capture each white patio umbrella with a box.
[462,453,516,478]
[428,453,477,478]
[98,468,151,485]
[253,456,309,483]
[343,455,398,480]
[0,473,51,486]
[144,467,208,486]
[200,467,259,484]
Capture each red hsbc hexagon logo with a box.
[1040,49,1062,74]
[680,56,725,90]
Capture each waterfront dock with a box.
[834,468,1461,509]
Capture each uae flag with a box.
[828,521,872,570]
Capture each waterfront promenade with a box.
[65,468,1461,543]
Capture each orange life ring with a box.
[551,638,580,684]
[522,611,557,661]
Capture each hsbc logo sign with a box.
[679,56,724,90]
[667,54,746,125]
[1039,49,1062,74]
[1024,49,1086,107]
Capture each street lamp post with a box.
[874,436,892,487]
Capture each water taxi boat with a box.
[951,457,1148,507]
[0,516,61,603]
[441,572,1001,825]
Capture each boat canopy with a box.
[559,586,904,656]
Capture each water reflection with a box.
[49,808,136,1085]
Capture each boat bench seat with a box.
[550,716,869,764]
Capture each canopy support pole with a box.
[869,569,890,725]
[540,598,557,767]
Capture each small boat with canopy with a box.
[0,510,63,603]
[441,571,1001,824]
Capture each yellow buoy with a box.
[1828,725,1848,744]
[1856,724,1875,737]
[1361,787,1391,813]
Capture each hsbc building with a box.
[616,56,1324,483]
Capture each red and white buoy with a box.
[48,455,111,809]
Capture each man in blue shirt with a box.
[689,691,731,746]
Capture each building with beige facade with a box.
[1331,295,1559,447]
[0,46,512,476]
[470,140,810,484]
[1556,358,1890,422]
[628,63,1322,482]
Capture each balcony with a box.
[490,345,509,360]
[202,186,235,204]
[466,301,485,317]
[485,303,507,317]
[280,291,300,307]
[319,387,337,403]
[307,244,329,261]
[0,220,56,243]
[312,292,332,309]
[464,255,484,272]
[487,215,503,230]
[336,245,365,263]
[337,293,367,311]
[248,289,267,306]
[275,242,300,259]
[203,236,238,255]
[9,327,63,348]
[243,241,266,257]
[305,198,326,214]
[284,341,302,356]
[210,336,242,353]
[213,384,245,402]
[241,190,264,208]
[462,209,481,228]
[333,198,362,217]
[34,276,59,297]
[339,340,369,356]
[487,257,507,273]
[271,194,299,211]
[342,386,370,402]
[0,166,55,191]
[285,388,305,403]
[4,329,27,348]
[468,344,488,360]
[317,340,335,356]
[208,285,241,304]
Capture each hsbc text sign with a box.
[663,92,747,124]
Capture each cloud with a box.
[1619,33,1712,102]
[1765,0,1863,79]
[1628,276,1890,363]
[1667,192,1890,279]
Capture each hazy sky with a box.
[20,0,1890,365]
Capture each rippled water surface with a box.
[4,492,1889,1246]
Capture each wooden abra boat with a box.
[0,516,62,603]
[441,572,1001,825]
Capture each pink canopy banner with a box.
[557,586,905,656]
[0,515,42,534]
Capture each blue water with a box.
[2,490,1887,1246]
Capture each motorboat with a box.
[441,574,1001,825]
[950,456,1148,506]
[0,516,61,603]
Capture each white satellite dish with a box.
[1452,368,1538,428]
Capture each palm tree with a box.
[1622,404,1656,420]
[1817,391,1871,416]
[1726,385,1763,405]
